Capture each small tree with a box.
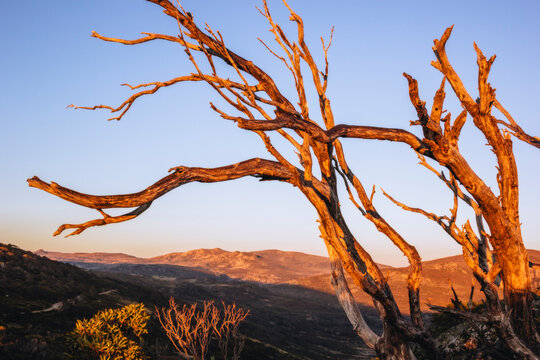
[155,298,249,360]
[67,303,150,360]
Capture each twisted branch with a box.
[28,158,331,235]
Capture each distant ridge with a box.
[35,249,144,264]
[36,247,334,284]
[6,243,376,359]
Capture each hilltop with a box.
[36,247,335,284]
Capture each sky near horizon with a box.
[1,0,539,266]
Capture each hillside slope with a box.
[0,244,166,360]
[291,250,540,313]
[5,244,379,359]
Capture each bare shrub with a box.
[212,302,250,360]
[156,298,249,360]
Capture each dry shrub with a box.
[156,298,249,360]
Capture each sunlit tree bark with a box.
[29,1,538,358]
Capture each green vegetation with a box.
[67,303,150,360]
[0,244,166,360]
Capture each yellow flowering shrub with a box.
[67,303,149,360]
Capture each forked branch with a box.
[54,203,152,237]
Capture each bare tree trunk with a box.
[505,287,540,353]
[325,242,379,349]
[318,205,436,359]
[496,234,540,352]
[375,320,416,360]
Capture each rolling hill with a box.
[290,250,540,312]
[36,247,336,284]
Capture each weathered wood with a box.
[324,242,379,349]
[28,2,539,358]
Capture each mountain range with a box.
[36,247,540,312]
[35,248,336,284]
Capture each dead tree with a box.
[28,1,539,358]
[380,27,540,357]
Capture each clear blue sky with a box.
[1,0,539,266]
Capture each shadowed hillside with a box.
[290,250,540,313]
[38,247,540,313]
[3,244,379,359]
[0,244,166,360]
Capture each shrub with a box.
[67,303,149,360]
[156,298,249,360]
